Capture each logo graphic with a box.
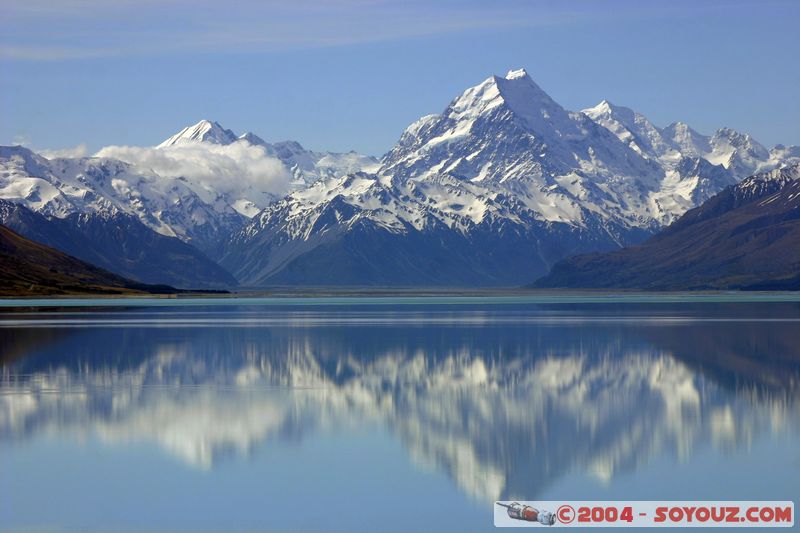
[557,504,576,524]
[494,501,794,528]
[496,502,556,526]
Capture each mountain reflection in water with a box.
[1,302,799,506]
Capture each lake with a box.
[1,296,799,531]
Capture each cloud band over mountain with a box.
[95,141,293,200]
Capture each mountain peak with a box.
[489,69,580,138]
[440,68,556,123]
[584,99,622,116]
[158,119,238,148]
[662,120,706,140]
[712,127,753,144]
[239,131,267,146]
[583,99,643,127]
[664,121,693,133]
[595,99,613,111]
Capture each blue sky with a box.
[1,0,798,155]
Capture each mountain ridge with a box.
[2,68,799,288]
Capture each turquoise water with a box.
[1,298,799,531]
[3,292,800,307]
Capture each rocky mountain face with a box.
[0,200,235,289]
[220,69,796,286]
[534,164,800,290]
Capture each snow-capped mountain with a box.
[222,69,796,286]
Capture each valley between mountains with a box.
[2,69,798,292]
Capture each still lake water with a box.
[1,296,799,532]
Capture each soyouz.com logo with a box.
[493,501,794,527]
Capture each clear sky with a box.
[1,0,798,156]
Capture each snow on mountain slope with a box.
[724,163,800,205]
[222,166,644,286]
[660,121,712,159]
[582,100,679,162]
[378,69,741,228]
[770,144,800,163]
[580,101,741,222]
[663,123,773,178]
[584,101,791,181]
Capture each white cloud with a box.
[95,141,292,198]
[11,134,32,146]
[40,143,89,159]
